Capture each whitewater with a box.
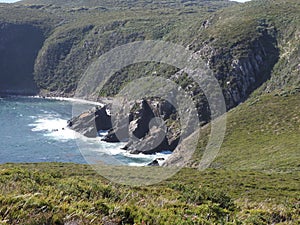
[0,96,171,166]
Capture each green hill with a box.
[179,91,300,172]
[0,0,298,174]
[0,0,299,101]
[0,163,299,224]
[0,0,300,224]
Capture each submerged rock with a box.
[148,159,159,166]
[148,158,166,166]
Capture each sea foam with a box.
[28,97,173,166]
[29,117,76,141]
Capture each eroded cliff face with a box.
[0,19,279,111]
[192,25,279,110]
[0,23,45,95]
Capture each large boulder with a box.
[69,98,181,155]
[102,99,156,142]
[118,99,180,154]
[130,100,156,139]
[124,126,169,154]
[68,105,112,138]
[101,123,129,142]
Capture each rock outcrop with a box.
[69,98,180,155]
[68,105,112,138]
[123,126,170,155]
[189,23,279,110]
[1,0,298,168]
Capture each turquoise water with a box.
[0,96,169,165]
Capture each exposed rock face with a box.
[0,23,45,96]
[104,99,180,154]
[148,159,160,166]
[0,5,282,118]
[68,105,112,138]
[124,126,170,155]
[191,25,279,110]
[130,100,156,139]
[225,37,279,108]
[1,2,294,169]
[69,99,180,154]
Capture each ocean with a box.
[0,96,170,166]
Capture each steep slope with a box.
[165,91,300,171]
[0,23,44,95]
[29,0,235,97]
[164,0,300,169]
[2,0,298,103]
[212,92,300,171]
[0,0,299,170]
[204,0,300,95]
[0,4,55,95]
[0,0,236,97]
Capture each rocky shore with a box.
[68,98,181,159]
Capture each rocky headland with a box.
[68,98,180,157]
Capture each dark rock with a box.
[95,106,112,131]
[69,98,181,155]
[101,111,133,142]
[156,158,165,161]
[102,99,180,154]
[68,111,98,138]
[103,99,157,143]
[148,159,159,166]
[126,126,170,155]
[166,126,181,150]
[101,123,129,142]
[158,100,177,120]
[68,105,112,138]
[0,23,44,96]
[131,100,155,139]
[121,140,133,150]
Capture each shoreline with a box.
[1,94,172,166]
[1,93,112,107]
[32,95,105,106]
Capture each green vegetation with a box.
[191,91,300,172]
[0,163,299,224]
[0,0,297,96]
[0,0,299,108]
[0,92,299,224]
[29,0,234,95]
[0,0,299,224]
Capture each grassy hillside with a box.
[188,91,300,172]
[20,0,236,10]
[29,0,235,96]
[0,93,299,224]
[0,163,299,224]
[0,2,299,225]
[0,0,299,108]
[0,1,299,223]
